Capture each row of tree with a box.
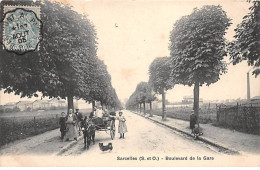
[125,82,156,116]
[0,0,121,111]
[126,1,259,122]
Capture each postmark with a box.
[1,5,42,55]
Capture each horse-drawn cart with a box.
[91,112,116,140]
[81,112,117,149]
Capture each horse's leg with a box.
[87,135,91,149]
[92,131,95,144]
[84,134,87,149]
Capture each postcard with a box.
[0,0,259,167]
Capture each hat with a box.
[75,108,79,111]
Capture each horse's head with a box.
[82,118,95,132]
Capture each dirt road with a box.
[62,110,221,156]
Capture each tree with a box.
[145,86,157,116]
[87,59,111,110]
[228,1,260,77]
[125,82,155,115]
[135,82,148,115]
[0,0,98,111]
[149,57,174,120]
[169,5,231,123]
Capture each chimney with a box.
[247,72,250,102]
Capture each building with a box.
[48,98,66,108]
[32,100,50,110]
[3,102,17,109]
[16,101,32,111]
[182,95,203,104]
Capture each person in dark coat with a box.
[190,110,197,134]
[59,112,67,140]
[75,108,83,136]
[75,109,83,121]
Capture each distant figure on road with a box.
[190,110,197,134]
[117,111,127,139]
[63,109,78,141]
[75,108,83,136]
[59,112,67,140]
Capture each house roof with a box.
[251,96,260,100]
[49,98,66,103]
[4,102,17,106]
[17,101,32,104]
[32,100,49,104]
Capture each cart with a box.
[91,112,116,140]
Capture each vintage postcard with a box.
[0,0,259,167]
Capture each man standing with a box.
[75,108,83,136]
[190,109,197,134]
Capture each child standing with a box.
[118,111,127,139]
[59,112,67,140]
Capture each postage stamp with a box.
[1,5,42,54]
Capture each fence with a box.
[217,103,260,135]
[148,105,217,124]
[0,114,60,147]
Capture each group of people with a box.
[59,107,128,141]
[59,108,83,141]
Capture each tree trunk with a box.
[67,94,74,113]
[92,100,95,112]
[162,88,166,121]
[139,103,142,113]
[194,81,200,126]
[149,101,153,117]
[143,102,146,115]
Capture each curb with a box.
[56,136,83,156]
[131,111,240,155]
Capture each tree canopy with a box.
[0,0,120,110]
[169,5,231,86]
[148,57,173,94]
[228,1,260,77]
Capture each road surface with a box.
[62,110,221,157]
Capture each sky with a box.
[0,0,259,105]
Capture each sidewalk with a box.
[0,128,82,156]
[132,111,260,155]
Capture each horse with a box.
[81,117,96,149]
